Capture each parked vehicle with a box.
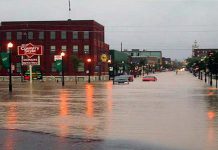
[24,71,42,80]
[119,75,134,82]
[113,76,129,84]
[142,76,157,82]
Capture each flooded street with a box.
[0,71,218,150]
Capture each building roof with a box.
[1,20,102,26]
[0,20,105,31]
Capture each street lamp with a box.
[121,61,124,75]
[7,42,13,92]
[61,52,65,86]
[87,58,91,83]
[107,59,112,80]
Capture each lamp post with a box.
[208,53,213,86]
[20,32,27,82]
[87,58,91,83]
[61,52,65,86]
[7,42,13,92]
[108,59,111,80]
[205,64,207,83]
[215,63,218,88]
[121,61,124,75]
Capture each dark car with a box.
[119,75,134,82]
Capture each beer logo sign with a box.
[18,43,43,58]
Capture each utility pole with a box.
[121,42,122,52]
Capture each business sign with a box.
[55,60,62,72]
[54,55,62,61]
[0,52,9,69]
[100,54,108,62]
[17,43,43,58]
[22,56,40,65]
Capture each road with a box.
[0,71,218,150]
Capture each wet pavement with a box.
[0,71,218,150]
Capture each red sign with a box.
[18,43,43,58]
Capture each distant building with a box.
[192,40,218,57]
[193,49,218,57]
[123,49,162,65]
[0,20,109,81]
[109,49,129,77]
[162,57,171,65]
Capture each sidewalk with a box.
[0,129,100,150]
[0,129,175,150]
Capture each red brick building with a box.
[193,48,218,57]
[0,20,109,81]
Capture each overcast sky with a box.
[1,0,218,60]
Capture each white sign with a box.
[54,55,62,61]
[22,56,40,65]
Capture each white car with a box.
[113,76,129,84]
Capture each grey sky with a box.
[1,0,218,60]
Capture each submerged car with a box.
[142,76,157,81]
[119,75,134,82]
[113,76,129,84]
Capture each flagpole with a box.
[68,0,71,19]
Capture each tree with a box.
[172,59,184,70]
[186,57,201,69]
[209,52,218,74]
[139,58,147,66]
[71,55,82,84]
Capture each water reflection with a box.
[106,82,113,113]
[0,72,218,149]
[4,130,15,150]
[59,90,69,116]
[6,103,17,129]
[4,103,17,150]
[205,87,218,149]
[208,111,216,120]
[86,84,94,118]
[58,89,69,137]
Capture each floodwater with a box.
[0,71,218,150]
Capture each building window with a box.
[50,45,56,53]
[28,32,33,40]
[6,32,12,40]
[84,31,89,39]
[61,45,67,52]
[52,63,56,72]
[17,32,22,40]
[61,31,67,40]
[50,31,56,40]
[72,45,79,53]
[39,32,44,40]
[84,45,89,54]
[131,53,133,56]
[78,62,85,72]
[73,31,78,40]
[16,63,21,73]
